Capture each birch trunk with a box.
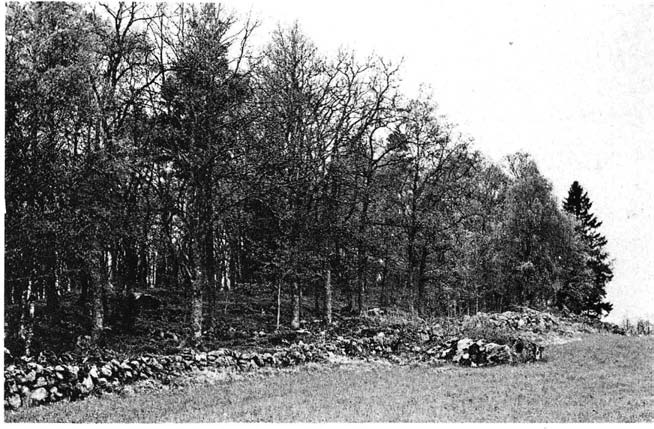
[191,266,205,343]
[291,281,300,329]
[324,268,333,324]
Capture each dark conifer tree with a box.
[563,181,614,316]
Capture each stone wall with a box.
[5,331,543,410]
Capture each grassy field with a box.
[6,334,653,423]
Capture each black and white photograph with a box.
[3,0,653,423]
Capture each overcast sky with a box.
[244,0,654,322]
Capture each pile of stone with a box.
[560,313,626,335]
[331,332,542,367]
[4,342,328,410]
[460,307,625,338]
[462,309,561,334]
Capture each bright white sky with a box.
[243,0,654,322]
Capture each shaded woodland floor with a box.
[6,283,349,357]
[7,334,653,423]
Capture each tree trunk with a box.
[291,281,301,329]
[357,269,366,315]
[355,246,367,314]
[110,249,118,287]
[276,281,282,331]
[356,195,370,315]
[208,265,218,332]
[79,266,90,305]
[45,250,59,319]
[379,257,389,307]
[414,245,428,314]
[90,256,108,343]
[314,285,320,315]
[324,268,333,324]
[191,266,204,343]
[406,226,417,312]
[137,246,147,289]
[123,241,139,293]
[202,166,216,330]
[204,230,215,331]
[18,279,35,356]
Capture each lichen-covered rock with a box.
[100,365,112,378]
[34,376,48,388]
[21,370,36,384]
[7,394,21,410]
[29,387,48,406]
[510,338,544,363]
[452,338,474,365]
[81,375,94,392]
[49,386,62,400]
[88,365,99,380]
[484,343,514,365]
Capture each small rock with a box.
[150,358,163,370]
[457,338,474,352]
[82,375,94,391]
[485,343,514,365]
[252,354,264,367]
[7,394,21,409]
[34,376,48,388]
[29,387,48,405]
[49,386,62,399]
[88,365,99,379]
[6,380,18,394]
[21,370,37,383]
[100,365,113,378]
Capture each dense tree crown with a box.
[4,2,613,354]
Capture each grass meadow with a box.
[6,334,653,423]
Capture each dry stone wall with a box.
[4,330,543,410]
[9,307,616,410]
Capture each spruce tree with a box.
[563,181,614,316]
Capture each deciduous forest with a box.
[5,2,614,357]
